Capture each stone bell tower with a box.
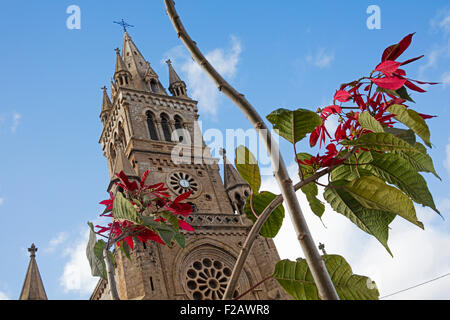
[91,31,288,300]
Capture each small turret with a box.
[166,59,188,97]
[19,244,48,300]
[100,86,112,123]
[114,48,133,88]
[220,149,251,215]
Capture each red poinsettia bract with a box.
[97,170,195,250]
[306,33,437,171]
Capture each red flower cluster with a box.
[303,33,437,170]
[96,170,194,249]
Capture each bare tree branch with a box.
[164,0,339,300]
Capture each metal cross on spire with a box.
[318,243,327,255]
[28,243,38,258]
[113,19,134,33]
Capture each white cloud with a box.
[0,198,4,206]
[442,72,450,87]
[45,232,69,254]
[11,112,21,133]
[445,140,450,173]
[431,8,450,34]
[306,48,334,68]
[59,229,98,295]
[0,291,9,300]
[266,164,450,299]
[162,36,242,118]
[420,9,450,81]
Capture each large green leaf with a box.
[388,104,432,148]
[86,223,107,279]
[235,146,261,193]
[384,127,416,146]
[174,233,186,249]
[113,192,142,224]
[266,108,322,144]
[342,132,419,153]
[394,143,440,180]
[244,191,285,238]
[368,152,439,214]
[345,176,423,229]
[324,183,395,255]
[273,256,379,300]
[296,153,325,218]
[301,182,325,219]
[359,111,384,133]
[330,151,373,182]
[160,211,180,232]
[142,216,178,246]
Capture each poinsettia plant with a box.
[233,33,441,299]
[86,169,195,296]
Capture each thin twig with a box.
[234,275,273,300]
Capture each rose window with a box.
[185,258,239,300]
[167,171,200,196]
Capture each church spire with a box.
[220,149,251,215]
[19,244,48,300]
[121,32,167,94]
[114,48,132,88]
[100,86,112,123]
[114,48,128,74]
[166,59,188,97]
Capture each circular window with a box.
[167,171,201,197]
[185,257,239,300]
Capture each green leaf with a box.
[301,182,325,219]
[359,111,384,133]
[235,146,261,193]
[384,127,416,146]
[414,142,427,154]
[266,108,322,144]
[156,227,176,246]
[160,211,180,232]
[119,240,131,261]
[387,104,432,148]
[342,132,419,153]
[174,233,186,249]
[142,216,177,246]
[273,256,379,300]
[377,86,415,103]
[324,183,395,255]
[244,191,285,238]
[345,176,423,229]
[86,223,107,280]
[296,153,317,177]
[330,152,373,182]
[396,86,415,103]
[113,192,142,224]
[368,152,439,215]
[394,144,440,180]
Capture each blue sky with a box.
[0,0,450,300]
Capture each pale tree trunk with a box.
[103,248,120,300]
[164,0,339,300]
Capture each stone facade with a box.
[90,32,288,300]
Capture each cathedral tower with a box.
[91,31,287,300]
